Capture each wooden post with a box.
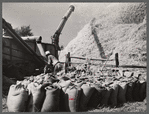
[65,53,68,73]
[68,52,71,66]
[115,53,119,67]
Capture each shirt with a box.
[47,55,59,66]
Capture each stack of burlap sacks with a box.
[6,68,146,112]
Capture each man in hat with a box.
[44,51,63,75]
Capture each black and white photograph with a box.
[2,2,147,112]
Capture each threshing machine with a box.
[2,5,75,80]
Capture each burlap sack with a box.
[139,81,146,101]
[64,86,82,112]
[117,82,127,104]
[7,84,29,112]
[132,80,141,101]
[108,83,119,108]
[26,82,46,112]
[87,83,103,108]
[41,85,60,112]
[126,81,135,102]
[79,84,95,111]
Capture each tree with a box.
[14,25,34,37]
[3,21,34,37]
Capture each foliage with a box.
[3,21,34,37]
[14,25,34,37]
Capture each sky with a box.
[2,2,110,47]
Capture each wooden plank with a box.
[70,56,114,61]
[3,38,11,47]
[3,47,10,55]
[3,53,11,60]
[12,49,24,58]
[119,65,146,68]
[60,61,146,69]
[3,52,33,61]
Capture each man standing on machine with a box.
[44,51,63,75]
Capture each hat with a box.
[45,51,50,56]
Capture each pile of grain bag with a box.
[6,66,146,112]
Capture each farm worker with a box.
[44,51,63,75]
